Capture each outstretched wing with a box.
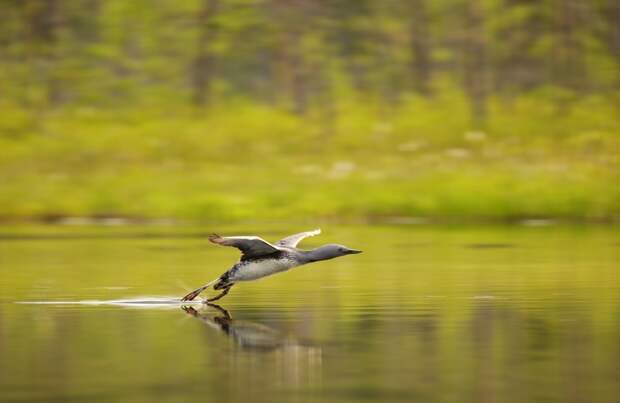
[276,228,321,248]
[209,234,281,259]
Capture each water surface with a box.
[1,225,619,403]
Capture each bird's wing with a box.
[209,234,281,259]
[276,229,321,248]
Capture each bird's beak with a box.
[347,249,362,254]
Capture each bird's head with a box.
[308,244,362,261]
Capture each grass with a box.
[1,90,619,224]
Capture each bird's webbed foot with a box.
[181,288,203,302]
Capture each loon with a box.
[181,229,362,302]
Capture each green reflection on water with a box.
[0,225,619,403]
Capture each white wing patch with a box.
[276,228,322,248]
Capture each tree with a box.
[409,0,432,96]
[491,0,546,95]
[462,0,488,124]
[28,0,64,106]
[550,0,587,91]
[192,0,219,106]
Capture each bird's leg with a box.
[206,285,233,303]
[206,303,232,320]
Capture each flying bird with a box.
[181,229,361,302]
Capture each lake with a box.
[1,225,619,403]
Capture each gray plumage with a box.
[181,229,362,302]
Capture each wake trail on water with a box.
[15,296,205,309]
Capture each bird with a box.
[181,229,361,302]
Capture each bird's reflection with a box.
[182,303,321,352]
[181,303,322,389]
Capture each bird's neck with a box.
[299,248,328,264]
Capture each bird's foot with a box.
[181,306,199,316]
[181,289,201,302]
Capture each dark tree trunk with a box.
[29,0,63,106]
[269,0,310,115]
[606,1,620,62]
[289,33,307,115]
[463,0,488,124]
[551,0,586,91]
[603,0,620,94]
[410,0,432,96]
[192,0,218,106]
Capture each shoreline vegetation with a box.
[2,1,620,225]
[2,93,619,225]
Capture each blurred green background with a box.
[1,0,619,224]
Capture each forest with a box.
[0,0,619,223]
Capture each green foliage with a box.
[1,90,618,223]
[0,0,619,222]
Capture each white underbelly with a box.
[232,259,298,282]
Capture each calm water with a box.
[1,225,619,403]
